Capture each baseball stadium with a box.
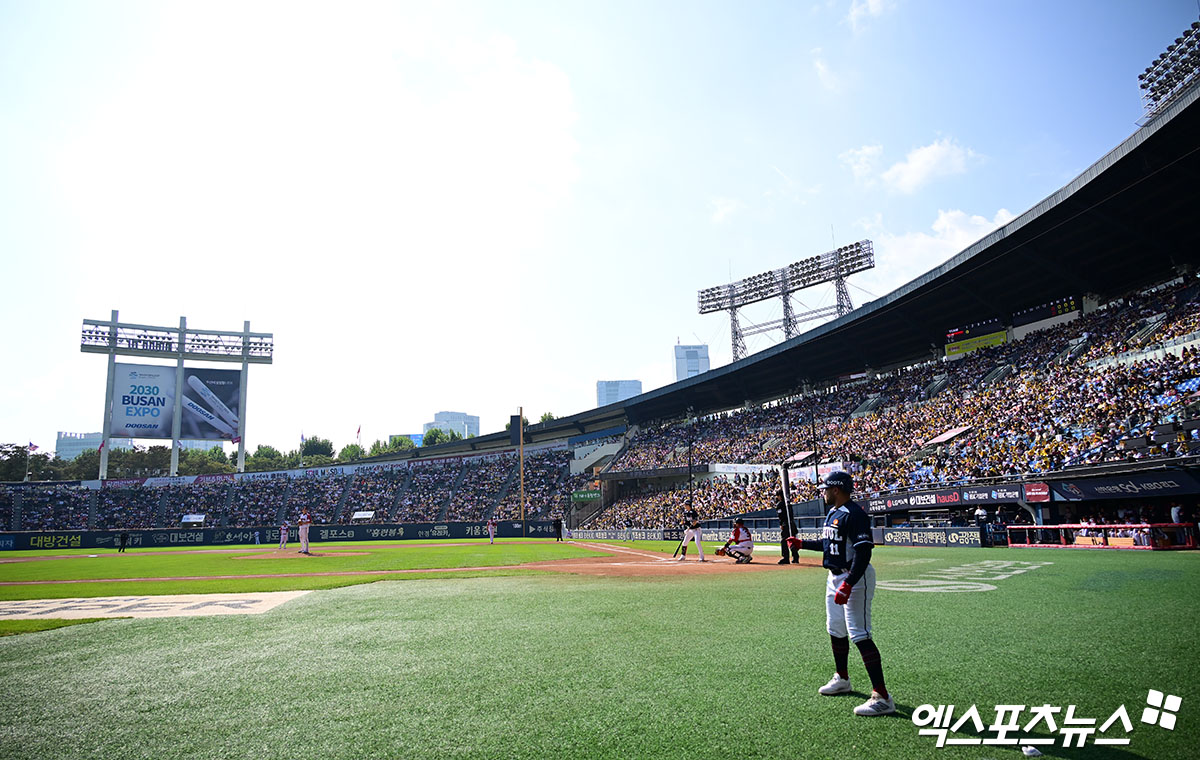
[5,7,1200,760]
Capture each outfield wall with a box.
[571,527,986,548]
[0,521,557,551]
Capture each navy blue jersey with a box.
[821,499,874,572]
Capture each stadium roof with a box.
[620,82,1200,425]
[396,83,1200,458]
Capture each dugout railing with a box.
[1007,523,1196,550]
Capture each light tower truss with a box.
[698,240,874,361]
[80,311,273,479]
[1138,20,1200,124]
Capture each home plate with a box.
[0,591,311,619]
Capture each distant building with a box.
[596,380,642,407]
[54,432,133,461]
[423,411,479,439]
[674,344,710,381]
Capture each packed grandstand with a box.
[3,272,1199,534]
[4,81,1200,539]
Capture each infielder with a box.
[787,470,894,716]
[720,517,754,563]
[278,521,289,550]
[298,510,312,555]
[677,508,705,561]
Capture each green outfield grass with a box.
[0,543,1196,759]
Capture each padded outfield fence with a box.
[0,520,557,551]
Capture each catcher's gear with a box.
[834,580,853,605]
[785,536,803,551]
[715,547,727,556]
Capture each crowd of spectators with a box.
[0,489,14,530]
[340,470,408,523]
[284,475,349,525]
[20,486,92,531]
[588,472,781,529]
[8,278,1200,534]
[495,450,571,520]
[94,488,160,530]
[396,461,461,523]
[227,478,287,528]
[447,456,515,522]
[165,482,231,525]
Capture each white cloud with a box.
[839,144,883,183]
[811,48,840,91]
[858,208,1017,296]
[710,197,744,223]
[880,138,978,194]
[847,0,888,31]
[50,2,581,446]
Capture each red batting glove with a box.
[834,581,853,605]
[785,536,803,551]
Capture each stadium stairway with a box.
[274,481,293,527]
[483,462,519,521]
[385,470,414,522]
[86,490,99,531]
[922,374,950,399]
[154,490,169,528]
[335,474,356,521]
[979,364,1014,386]
[850,393,883,418]
[436,464,469,522]
[219,483,235,527]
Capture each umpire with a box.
[775,487,799,565]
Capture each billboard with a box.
[945,330,1007,358]
[111,363,240,440]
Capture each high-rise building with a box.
[596,380,642,407]
[674,344,710,381]
[54,432,133,461]
[423,411,479,439]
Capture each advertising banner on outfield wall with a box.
[878,528,982,547]
[110,363,241,440]
[0,521,556,551]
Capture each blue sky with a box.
[1,0,1196,457]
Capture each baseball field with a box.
[0,539,1196,759]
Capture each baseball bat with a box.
[672,534,685,558]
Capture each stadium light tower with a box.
[698,240,874,361]
[80,310,273,478]
[1139,20,1200,123]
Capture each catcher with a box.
[715,517,755,563]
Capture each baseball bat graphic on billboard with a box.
[182,397,236,437]
[187,375,239,427]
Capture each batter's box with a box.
[0,591,311,619]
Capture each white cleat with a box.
[675,556,685,561]
[853,691,896,716]
[818,674,852,695]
